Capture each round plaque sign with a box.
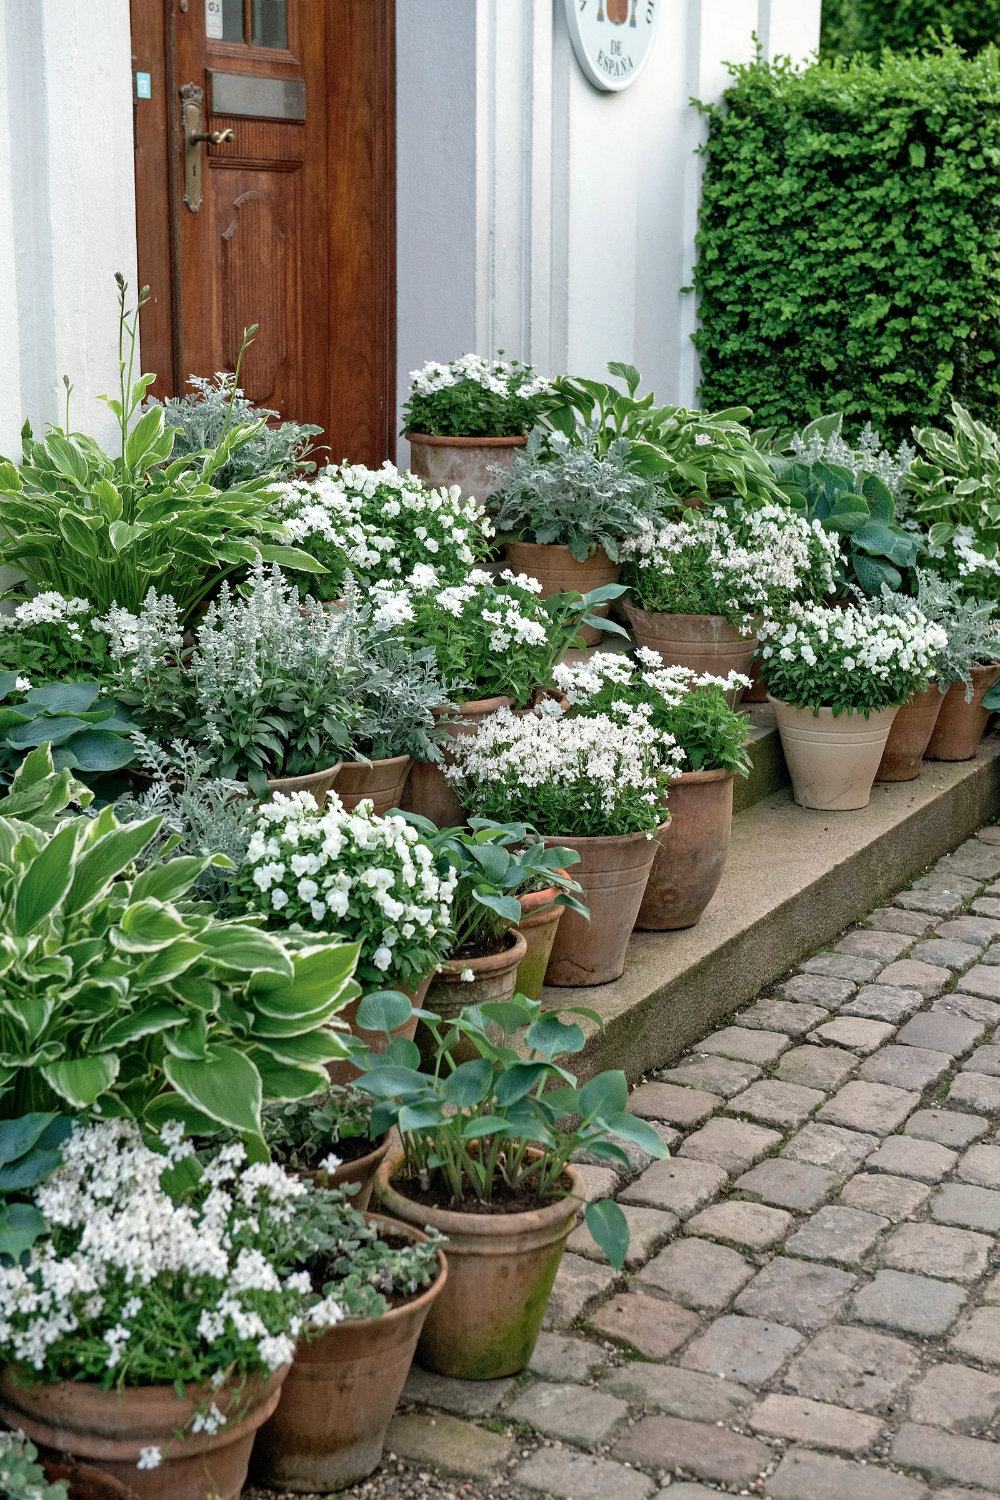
[564,0,661,93]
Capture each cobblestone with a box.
[734,1256,856,1330]
[400,1369,515,1415]
[680,1313,803,1384]
[625,1081,719,1126]
[782,1121,878,1174]
[783,1323,922,1410]
[811,1016,898,1053]
[657,1054,762,1096]
[938,915,1000,944]
[910,938,982,971]
[877,958,951,997]
[677,1116,782,1175]
[949,1306,1000,1364]
[505,1382,628,1446]
[851,1268,968,1336]
[775,1044,857,1091]
[936,990,1000,1024]
[699,1026,792,1065]
[633,1236,754,1311]
[613,1414,772,1487]
[542,1254,618,1329]
[908,1362,1000,1433]
[784,1204,888,1264]
[837,930,915,962]
[512,1447,655,1500]
[895,1010,985,1055]
[769,1447,929,1500]
[528,1332,603,1382]
[588,1292,699,1359]
[801,951,883,982]
[961,1043,1000,1075]
[947,1071,1000,1114]
[906,1107,990,1146]
[930,1180,1000,1231]
[956,1142,1000,1185]
[864,1134,958,1182]
[566,1204,678,1268]
[913,871,982,898]
[735,1157,841,1211]
[386,1413,514,1479]
[818,1079,920,1135]
[880,1221,992,1282]
[729,1077,826,1127]
[841,985,925,1024]
[840,1172,932,1220]
[737,997,830,1035]
[972,895,1000,918]
[892,1422,1000,1491]
[749,1393,882,1454]
[898,888,966,917]
[868,906,941,934]
[858,1044,952,1093]
[572,1165,620,1202]
[684,1198,793,1250]
[618,1156,728,1217]
[775,974,855,1008]
[600,1363,753,1421]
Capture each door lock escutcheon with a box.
[180,82,234,212]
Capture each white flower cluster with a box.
[408,354,551,401]
[0,592,92,638]
[936,524,1000,582]
[369,568,548,652]
[0,1120,342,1388]
[758,604,948,679]
[554,647,749,715]
[244,790,455,972]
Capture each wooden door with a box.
[130,0,396,467]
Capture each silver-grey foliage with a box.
[878,570,1000,697]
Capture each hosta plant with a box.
[0,1111,76,1263]
[759,604,948,716]
[0,678,137,785]
[0,744,360,1141]
[348,990,668,1269]
[260,1086,379,1173]
[402,355,552,438]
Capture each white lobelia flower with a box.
[137,1447,162,1470]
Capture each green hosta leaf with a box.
[98,1001,188,1048]
[64,817,163,915]
[355,989,413,1038]
[0,1146,63,1191]
[0,1202,48,1261]
[164,1044,263,1134]
[525,1014,585,1059]
[164,1013,210,1060]
[198,925,295,977]
[0,1113,56,1165]
[124,405,166,471]
[143,1092,220,1136]
[928,521,956,548]
[58,510,102,558]
[12,821,80,935]
[603,1111,671,1158]
[493,1061,551,1106]
[254,1029,349,1067]
[131,854,233,905]
[60,730,137,773]
[441,1058,495,1107]
[249,941,359,1008]
[42,1053,119,1108]
[578,1070,628,1122]
[248,1047,329,1101]
[852,552,901,596]
[44,433,90,485]
[132,941,208,990]
[111,899,191,952]
[249,995,348,1037]
[982,682,1000,712]
[256,544,327,573]
[585,1198,630,1270]
[7,715,93,749]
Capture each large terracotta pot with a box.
[514,887,565,1001]
[376,1153,582,1379]
[327,973,432,1088]
[405,432,527,507]
[543,827,664,986]
[334,755,412,815]
[129,761,343,811]
[418,930,528,1065]
[875,684,946,782]
[298,1135,393,1214]
[251,1214,447,1492]
[623,606,756,700]
[401,698,514,827]
[924,664,1000,761]
[0,1367,287,1500]
[769,696,899,811]
[635,769,734,931]
[503,541,620,646]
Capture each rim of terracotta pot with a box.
[624,604,747,628]
[504,540,616,563]
[405,432,528,448]
[669,767,735,785]
[376,1151,583,1240]
[540,827,662,849]
[437,928,528,981]
[296,1133,392,1190]
[336,753,413,774]
[432,696,515,721]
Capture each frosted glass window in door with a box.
[252,0,288,50]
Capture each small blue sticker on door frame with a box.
[136,72,152,99]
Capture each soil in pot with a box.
[925,664,1000,761]
[875,684,946,781]
[334,755,412,816]
[514,887,565,1002]
[0,1367,287,1500]
[635,769,734,930]
[405,432,527,507]
[503,542,620,646]
[401,698,515,827]
[418,930,528,1066]
[623,606,756,700]
[543,829,663,986]
[376,1153,581,1379]
[769,696,899,811]
[327,973,432,1089]
[250,1214,447,1493]
[294,1134,392,1214]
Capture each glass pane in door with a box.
[220,0,244,41]
[252,0,288,49]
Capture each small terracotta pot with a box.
[875,684,946,782]
[514,887,565,1002]
[250,1214,447,1491]
[742,656,770,703]
[543,827,664,986]
[375,1153,582,1379]
[334,755,412,816]
[924,664,1000,761]
[769,696,899,811]
[635,769,734,931]
[401,698,514,827]
[41,1458,136,1499]
[297,1135,393,1213]
[128,762,342,811]
[623,606,756,699]
[326,973,432,1088]
[0,1366,287,1500]
[503,542,620,646]
[419,930,528,1064]
[405,431,527,507]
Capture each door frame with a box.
[130,0,397,467]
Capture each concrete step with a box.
[545,731,1000,1082]
[734,703,788,814]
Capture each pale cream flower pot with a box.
[768,696,899,811]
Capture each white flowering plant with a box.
[232,792,455,991]
[445,703,669,838]
[877,571,1000,701]
[553,649,751,778]
[621,503,840,627]
[402,354,552,438]
[759,604,948,716]
[0,593,112,685]
[368,567,626,706]
[272,463,494,600]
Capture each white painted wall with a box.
[0,0,137,460]
[396,0,821,464]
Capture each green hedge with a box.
[822,1,1000,60]
[692,45,1000,440]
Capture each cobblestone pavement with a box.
[248,825,1000,1500]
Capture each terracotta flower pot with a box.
[401,698,514,827]
[297,1134,393,1213]
[503,541,620,646]
[542,827,663,986]
[742,656,770,703]
[514,887,565,1002]
[41,1458,136,1499]
[623,606,756,700]
[875,684,946,782]
[326,973,432,1088]
[635,769,734,931]
[0,1366,287,1500]
[128,761,343,810]
[768,696,899,811]
[250,1214,447,1492]
[405,431,527,507]
[924,664,1000,761]
[418,930,528,1065]
[334,755,412,816]
[375,1153,582,1379]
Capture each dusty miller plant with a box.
[877,571,1000,699]
[149,373,322,489]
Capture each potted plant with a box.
[554,649,751,929]
[250,1180,445,1493]
[401,354,552,503]
[259,1086,390,1210]
[0,1428,69,1500]
[445,703,668,984]
[0,1119,346,1499]
[352,993,667,1378]
[759,603,947,810]
[620,502,840,693]
[488,427,671,643]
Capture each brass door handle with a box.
[190,128,235,145]
[180,83,234,212]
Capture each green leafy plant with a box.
[0,678,137,784]
[402,355,552,438]
[906,401,1000,598]
[260,1086,378,1173]
[0,279,323,623]
[0,1112,75,1263]
[0,1428,68,1500]
[348,990,668,1270]
[0,743,360,1142]
[150,372,322,489]
[0,594,113,687]
[821,0,1000,59]
[878,571,1000,699]
[693,46,1000,439]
